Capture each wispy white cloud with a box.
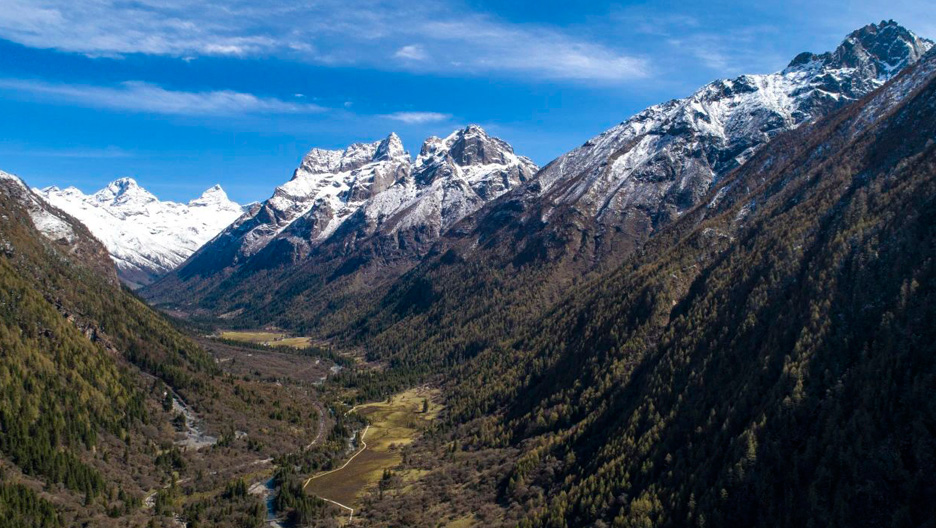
[408,19,647,81]
[0,78,327,115]
[380,111,451,124]
[665,26,786,75]
[394,44,428,61]
[611,9,786,76]
[0,0,648,82]
[0,0,277,57]
[3,1,934,86]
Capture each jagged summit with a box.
[417,125,519,167]
[787,20,932,77]
[843,20,932,67]
[144,126,537,302]
[296,132,409,178]
[92,177,158,207]
[38,179,245,287]
[375,132,406,161]
[411,125,536,200]
[190,184,232,206]
[101,177,142,194]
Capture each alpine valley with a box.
[2,18,935,528]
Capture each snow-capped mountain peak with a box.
[411,125,537,200]
[375,132,407,161]
[37,179,245,287]
[787,20,932,79]
[416,125,509,166]
[166,126,537,281]
[190,184,233,207]
[231,132,413,257]
[296,133,409,178]
[447,125,512,166]
[416,125,531,172]
[529,21,932,231]
[92,177,158,208]
[296,147,344,175]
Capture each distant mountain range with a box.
[35,22,932,306]
[38,178,245,287]
[188,126,535,271]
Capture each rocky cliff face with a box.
[232,133,412,261]
[330,125,538,260]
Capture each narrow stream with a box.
[249,476,284,527]
[264,477,280,526]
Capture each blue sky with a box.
[1,0,934,203]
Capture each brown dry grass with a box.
[304,387,440,509]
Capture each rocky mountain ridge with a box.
[295,21,936,360]
[146,21,932,331]
[512,20,933,259]
[144,125,536,310]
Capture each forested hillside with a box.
[356,46,936,527]
[0,173,224,524]
[0,171,391,527]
